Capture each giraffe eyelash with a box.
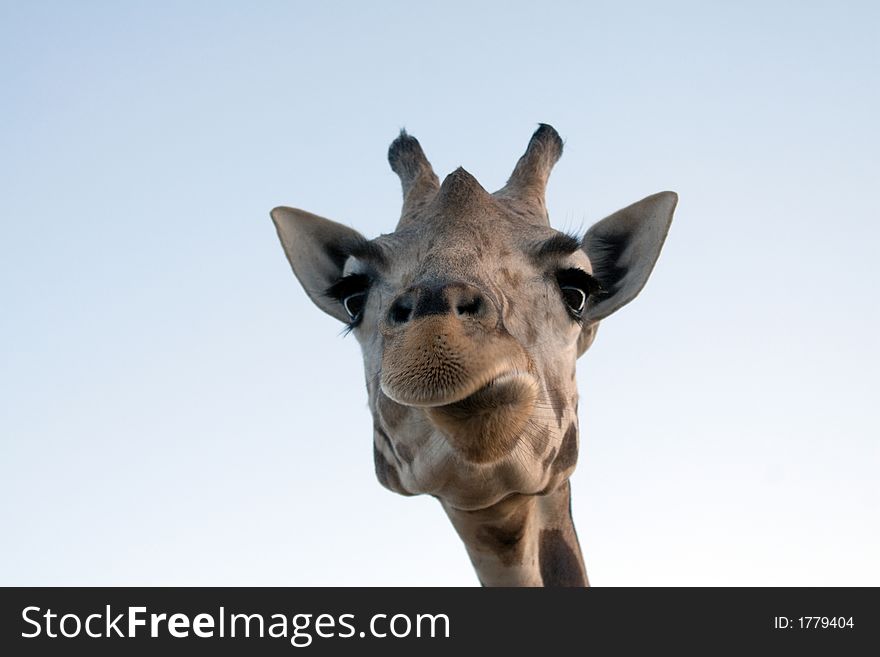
[326,273,372,331]
[326,273,370,300]
[556,268,602,296]
[556,268,603,322]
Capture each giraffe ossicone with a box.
[271,124,676,586]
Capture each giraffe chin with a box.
[425,371,539,464]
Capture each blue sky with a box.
[2,1,878,585]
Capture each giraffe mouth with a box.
[424,371,539,463]
[381,363,533,409]
[377,313,539,463]
[430,370,538,416]
[379,314,533,411]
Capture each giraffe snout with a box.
[386,281,496,328]
[379,280,523,409]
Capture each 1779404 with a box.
[774,617,854,629]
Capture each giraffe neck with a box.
[441,480,588,587]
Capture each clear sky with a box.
[2,1,878,585]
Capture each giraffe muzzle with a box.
[379,311,538,463]
[379,313,529,408]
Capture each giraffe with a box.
[271,124,676,586]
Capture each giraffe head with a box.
[272,125,676,511]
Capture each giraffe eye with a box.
[560,286,586,315]
[326,273,371,325]
[556,268,601,320]
[343,293,367,320]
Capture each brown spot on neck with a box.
[538,528,586,587]
[474,501,531,567]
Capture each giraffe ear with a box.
[271,206,367,323]
[581,191,677,324]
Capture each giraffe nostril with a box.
[456,295,483,317]
[389,297,414,325]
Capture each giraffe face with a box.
[347,186,591,509]
[272,125,676,510]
